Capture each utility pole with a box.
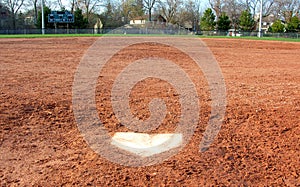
[258,0,263,38]
[41,0,45,34]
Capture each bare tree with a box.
[120,0,131,23]
[77,0,102,22]
[242,0,259,16]
[57,0,64,10]
[30,0,38,24]
[66,0,80,13]
[70,0,76,13]
[262,0,275,17]
[3,0,25,29]
[222,0,244,30]
[159,0,182,24]
[182,0,201,31]
[272,0,300,21]
[209,0,224,20]
[144,0,155,21]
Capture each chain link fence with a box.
[0,28,299,39]
[0,27,191,35]
[199,30,300,39]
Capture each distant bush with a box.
[270,20,285,33]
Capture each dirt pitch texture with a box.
[0,37,299,186]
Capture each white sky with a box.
[20,0,210,15]
[58,0,210,14]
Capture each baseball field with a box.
[0,36,299,185]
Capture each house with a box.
[181,21,193,31]
[130,16,146,25]
[24,16,34,26]
[254,14,277,33]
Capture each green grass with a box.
[0,34,103,38]
[102,33,196,37]
[0,33,299,42]
[198,35,300,42]
[0,33,194,38]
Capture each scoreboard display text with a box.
[48,11,74,23]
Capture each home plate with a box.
[111,132,182,157]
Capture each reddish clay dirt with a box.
[0,37,299,186]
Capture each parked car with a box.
[227,29,242,37]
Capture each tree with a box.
[223,0,243,31]
[120,0,144,23]
[270,20,285,33]
[120,0,131,23]
[0,4,11,28]
[70,0,77,13]
[176,0,201,31]
[239,9,254,31]
[270,0,300,21]
[57,0,65,10]
[262,0,275,17]
[144,0,156,21]
[217,12,231,31]
[72,8,88,29]
[208,0,224,21]
[286,16,299,32]
[77,0,102,24]
[159,0,182,24]
[185,0,201,31]
[3,0,25,29]
[29,0,38,24]
[243,0,259,17]
[101,1,113,26]
[129,0,144,19]
[36,6,53,29]
[100,1,127,27]
[200,8,216,31]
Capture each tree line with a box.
[202,0,300,32]
[201,7,299,32]
[0,0,299,32]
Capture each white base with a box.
[111,132,182,157]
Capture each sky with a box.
[57,0,211,14]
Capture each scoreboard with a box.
[48,11,74,23]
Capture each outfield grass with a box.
[102,34,196,37]
[0,33,193,38]
[198,35,300,42]
[0,33,299,42]
[0,34,103,38]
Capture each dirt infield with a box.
[0,37,299,186]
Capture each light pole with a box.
[41,0,45,34]
[258,0,263,38]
